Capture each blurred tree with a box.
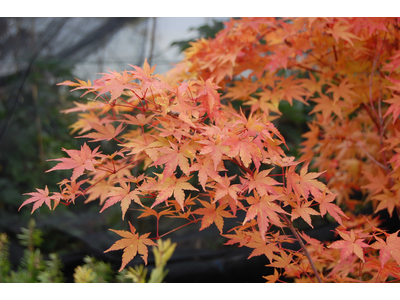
[0,17,148,270]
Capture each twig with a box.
[356,141,388,170]
[280,213,323,283]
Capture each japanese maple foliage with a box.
[20,17,400,283]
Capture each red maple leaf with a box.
[104,222,157,271]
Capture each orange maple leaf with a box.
[223,229,251,247]
[46,143,103,180]
[20,186,53,213]
[104,222,157,271]
[245,231,281,261]
[267,251,293,268]
[122,113,154,127]
[309,94,344,120]
[263,268,281,283]
[137,206,175,219]
[218,194,246,217]
[193,200,234,233]
[58,178,88,204]
[243,191,287,240]
[149,174,198,210]
[372,189,400,217]
[290,200,320,228]
[364,258,400,282]
[286,162,327,201]
[79,122,125,142]
[328,229,369,262]
[150,142,192,178]
[314,191,348,228]
[84,179,113,205]
[242,168,281,197]
[195,77,221,116]
[225,135,262,168]
[57,78,92,94]
[360,168,388,195]
[188,156,223,191]
[383,94,400,124]
[128,58,161,91]
[326,79,357,103]
[326,22,361,46]
[371,230,400,268]
[100,180,143,219]
[278,76,310,106]
[93,69,138,104]
[211,174,241,202]
[198,136,230,171]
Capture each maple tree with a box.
[20,17,400,282]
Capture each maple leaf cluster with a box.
[20,17,400,283]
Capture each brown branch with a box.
[280,213,323,283]
[333,46,338,62]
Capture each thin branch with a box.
[333,46,338,62]
[356,141,389,170]
[281,213,323,283]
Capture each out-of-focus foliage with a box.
[0,219,64,283]
[0,218,176,282]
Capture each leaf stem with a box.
[158,219,200,239]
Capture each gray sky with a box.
[74,17,229,80]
